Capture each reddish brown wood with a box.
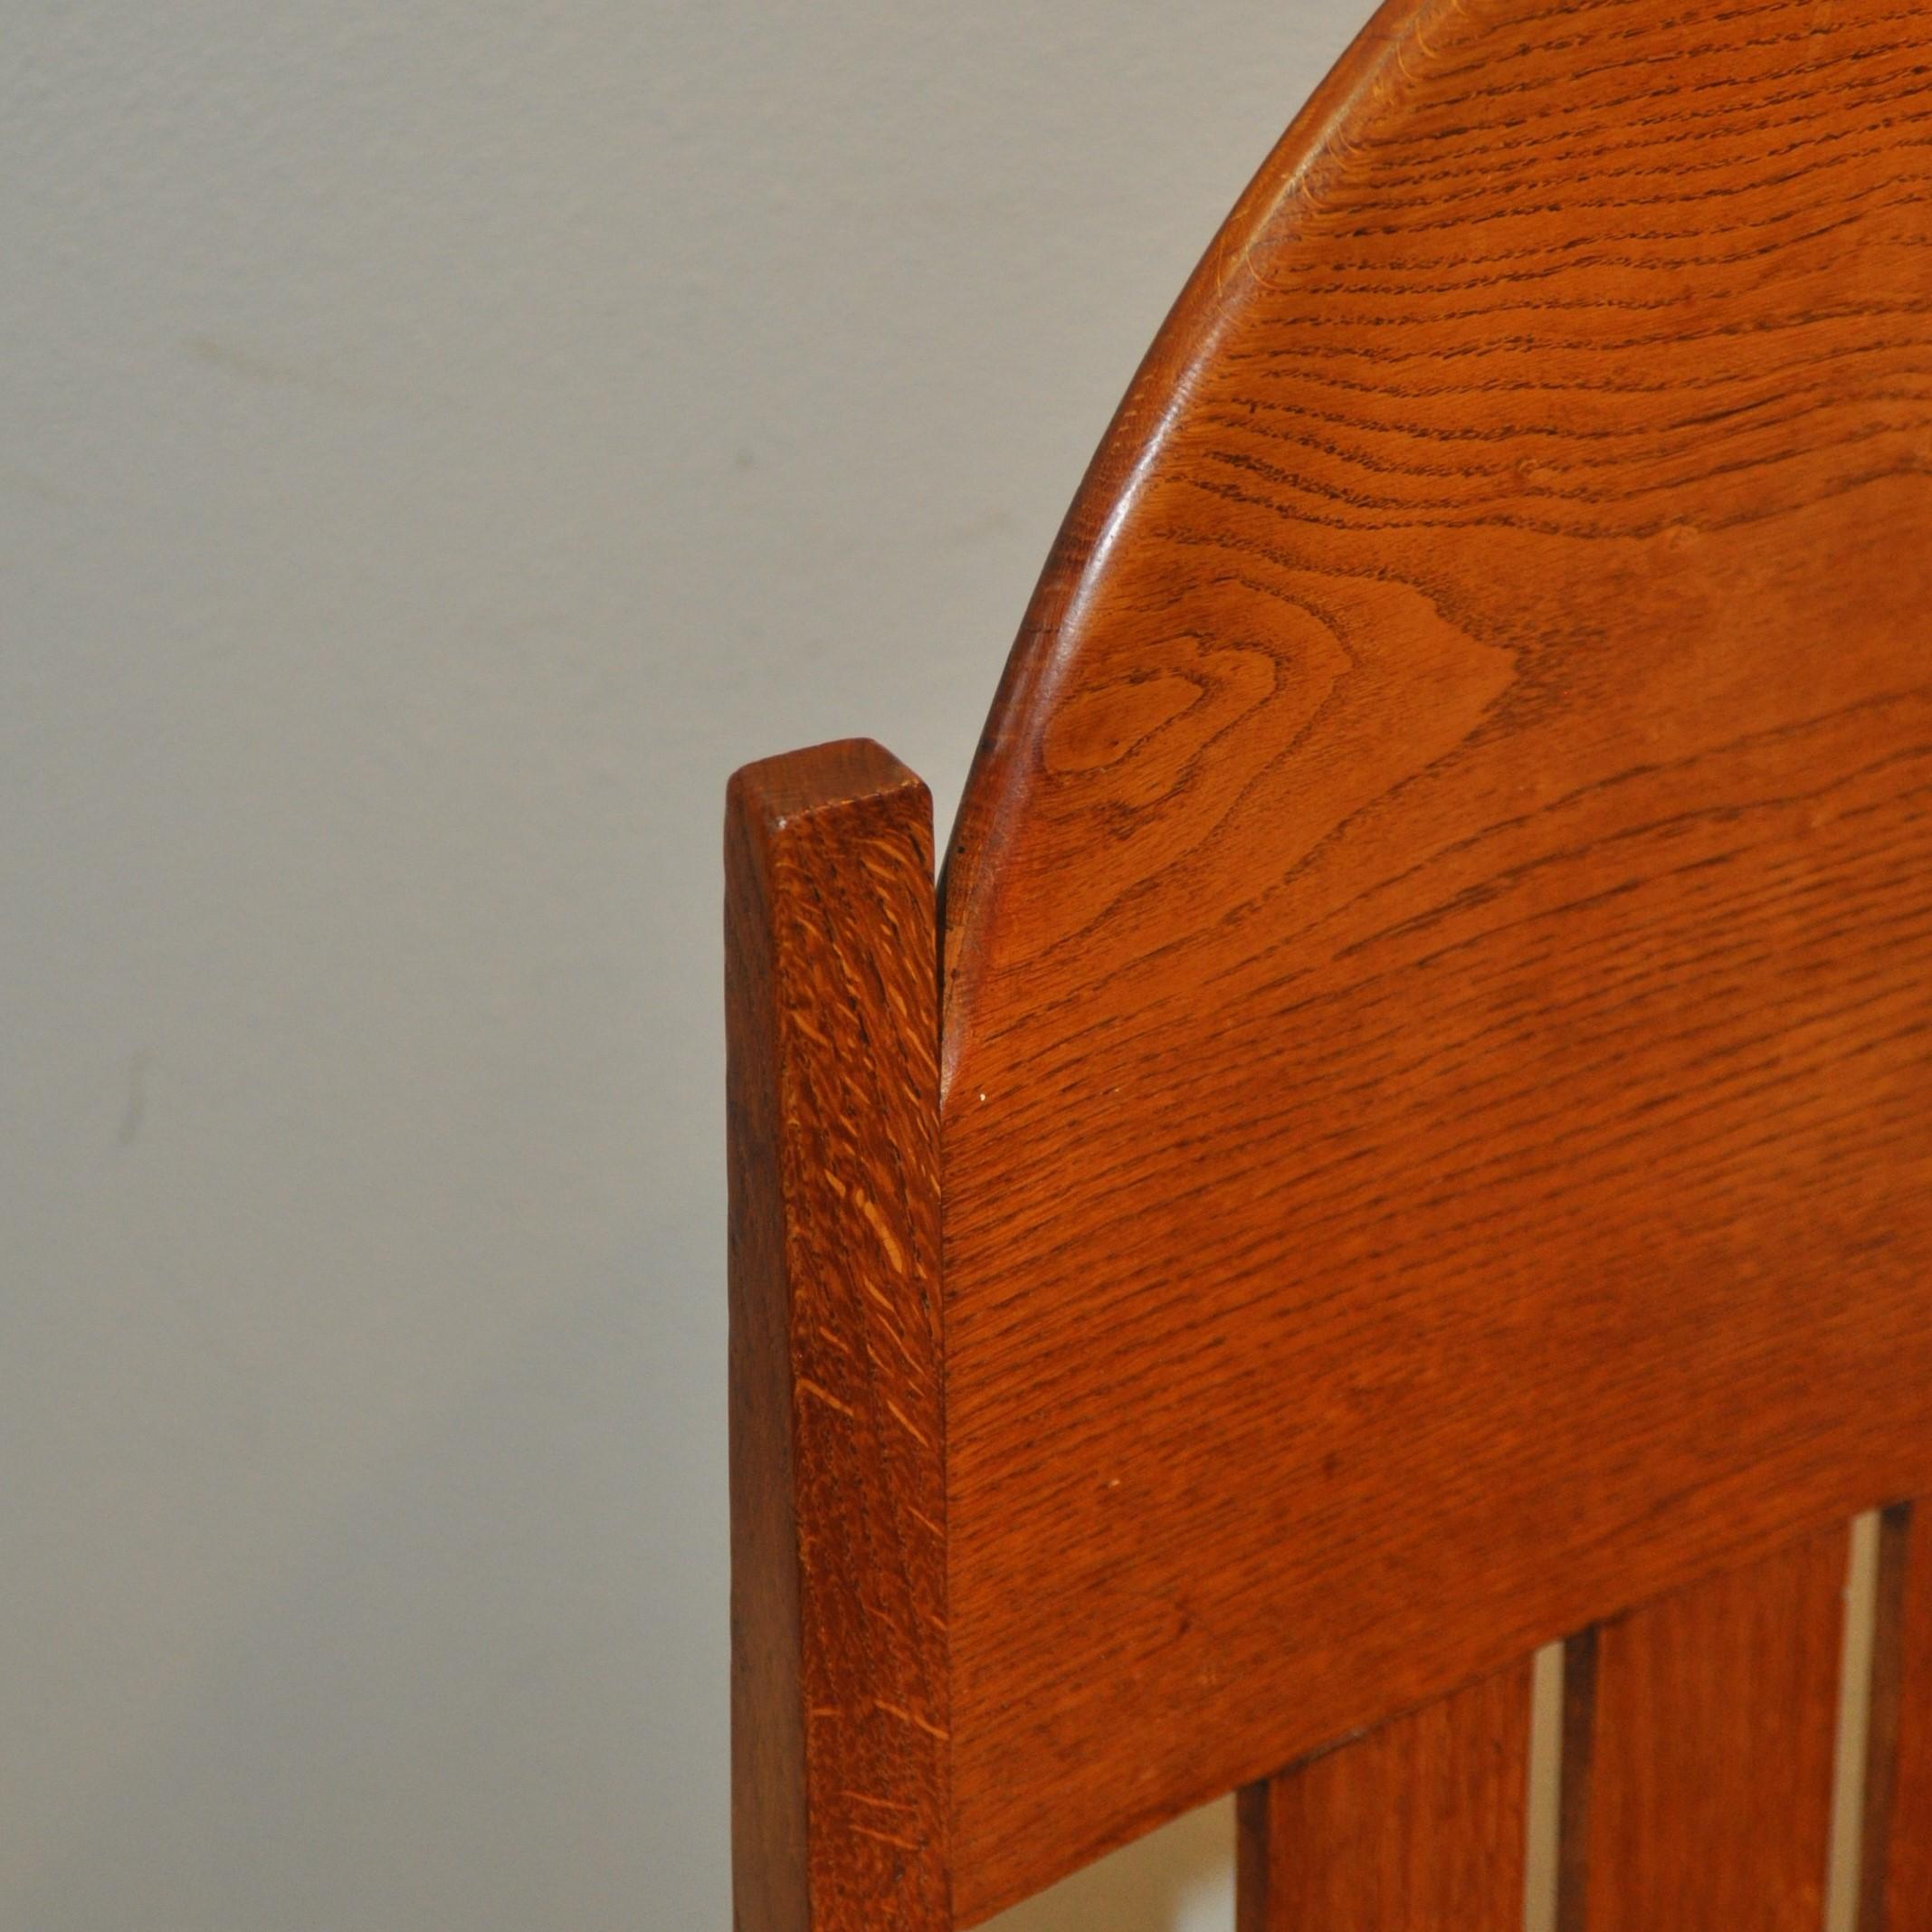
[726,740,947,1932]
[933,0,1932,1909]
[1861,1504,1911,1932]
[1236,1660,1533,1932]
[1556,1526,1849,1932]
[1862,1500,1932,1931]
[727,2,1932,1922]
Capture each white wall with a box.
[1,4,1364,1925]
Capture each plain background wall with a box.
[3,3,1366,1925]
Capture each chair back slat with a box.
[1237,1661,1533,1932]
[1558,1527,1848,1931]
[1861,1502,1932,1932]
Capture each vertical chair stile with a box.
[726,741,948,1932]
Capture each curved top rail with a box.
[935,0,1932,1918]
[940,0,1430,1013]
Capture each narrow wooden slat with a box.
[1236,1659,1533,1932]
[1862,1501,1932,1932]
[1558,1526,1849,1932]
[726,739,948,1932]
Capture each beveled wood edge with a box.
[935,0,1444,1081]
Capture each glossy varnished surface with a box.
[938,0,1932,1913]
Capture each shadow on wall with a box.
[984,1798,1232,1932]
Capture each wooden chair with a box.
[723,0,1932,1924]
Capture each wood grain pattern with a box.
[935,0,1932,1911]
[1556,1525,1849,1931]
[726,741,947,1932]
[1235,1659,1533,1932]
[1861,1500,1932,1931]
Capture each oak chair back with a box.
[726,1,1932,1926]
